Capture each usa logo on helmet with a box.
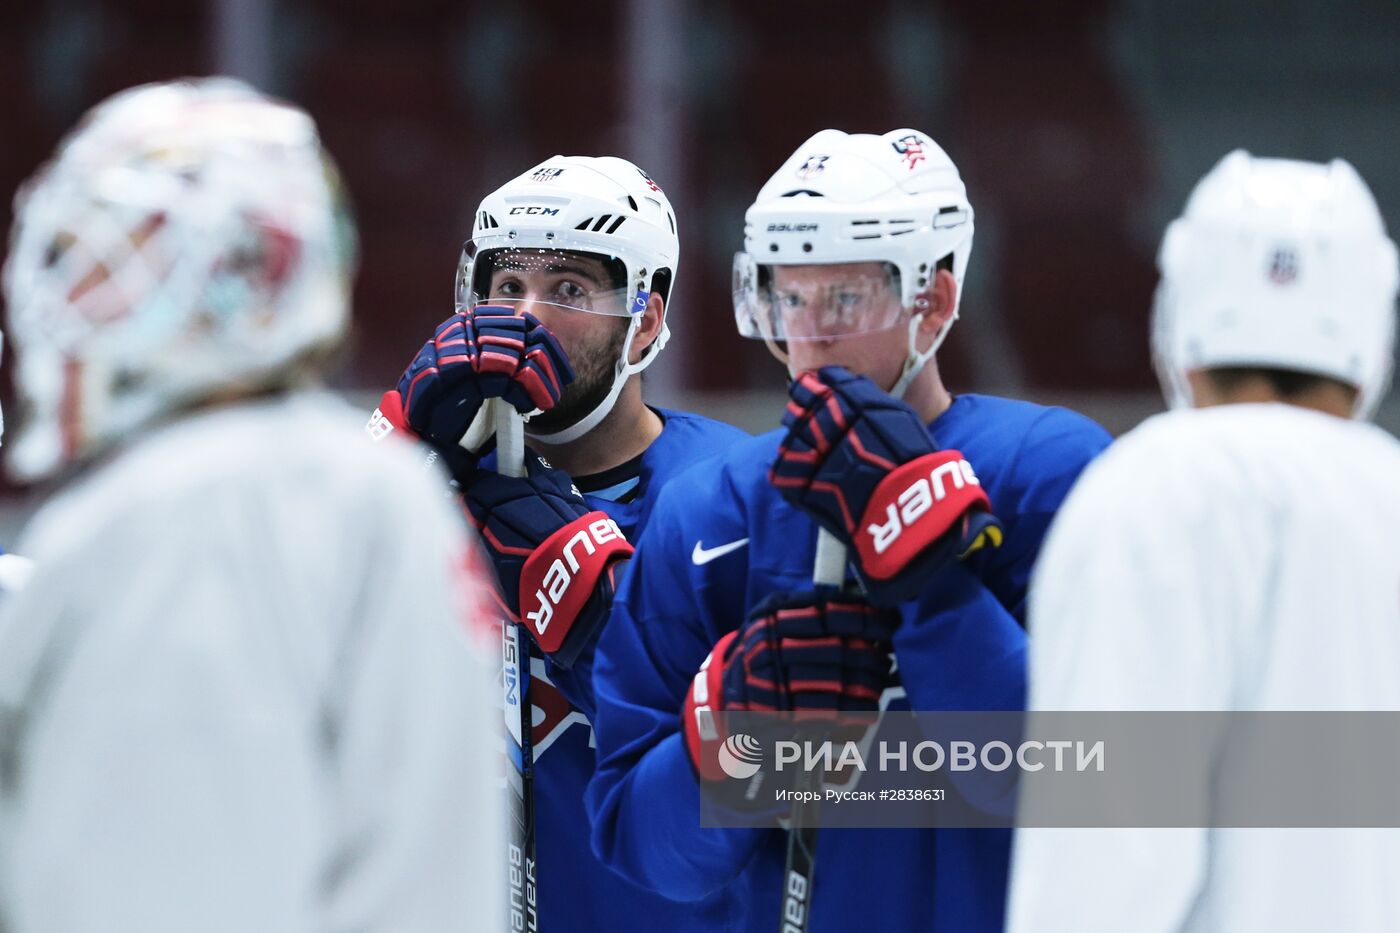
[1267,245,1299,285]
[796,154,829,179]
[891,134,927,170]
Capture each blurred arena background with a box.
[2,0,1399,538]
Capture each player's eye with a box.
[492,278,524,297]
[554,280,588,303]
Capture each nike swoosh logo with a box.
[691,538,749,565]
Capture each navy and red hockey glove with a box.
[464,456,632,669]
[682,590,898,783]
[367,306,573,478]
[770,366,1003,606]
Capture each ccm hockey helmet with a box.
[455,155,678,443]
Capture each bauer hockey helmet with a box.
[2,77,356,480]
[733,128,974,396]
[455,155,678,443]
[1153,150,1399,419]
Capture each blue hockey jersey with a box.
[517,407,749,933]
[586,394,1111,932]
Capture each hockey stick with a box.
[486,400,538,933]
[778,528,845,933]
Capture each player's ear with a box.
[628,292,665,364]
[914,268,958,338]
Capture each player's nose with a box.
[515,297,573,334]
[509,292,551,318]
[800,337,844,361]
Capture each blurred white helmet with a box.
[733,128,974,395]
[2,77,356,480]
[455,155,678,443]
[1153,150,1399,419]
[0,329,6,447]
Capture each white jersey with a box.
[1008,403,1400,933]
[0,554,33,595]
[0,393,503,933]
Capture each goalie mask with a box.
[733,128,974,397]
[1153,150,1399,419]
[2,77,356,481]
[455,155,678,444]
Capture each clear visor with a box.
[455,243,646,318]
[732,252,906,342]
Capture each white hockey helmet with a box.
[733,128,974,395]
[1153,150,1399,419]
[455,155,678,443]
[2,77,356,481]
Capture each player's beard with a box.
[527,317,630,434]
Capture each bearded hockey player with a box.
[0,79,501,933]
[372,157,746,930]
[583,128,1111,932]
[1009,152,1400,932]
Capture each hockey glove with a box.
[771,366,1003,606]
[368,307,573,477]
[464,456,632,669]
[682,590,898,783]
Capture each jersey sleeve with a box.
[893,563,1028,711]
[511,414,749,722]
[1007,420,1251,933]
[892,407,1111,713]
[585,468,764,902]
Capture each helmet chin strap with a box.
[889,300,955,400]
[524,312,670,445]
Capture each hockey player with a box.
[1008,153,1400,931]
[373,158,747,930]
[583,128,1111,931]
[0,79,502,933]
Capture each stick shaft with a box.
[776,529,845,932]
[490,401,536,930]
[494,400,526,478]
